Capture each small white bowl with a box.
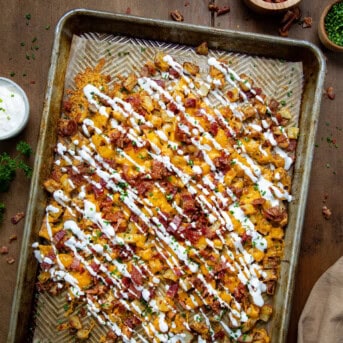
[0,77,30,140]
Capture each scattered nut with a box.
[326,86,335,100]
[6,257,15,264]
[9,234,17,243]
[302,16,313,28]
[195,41,209,55]
[125,7,131,15]
[170,10,184,22]
[322,205,332,220]
[11,211,25,225]
[217,6,230,16]
[184,1,190,7]
[0,246,9,255]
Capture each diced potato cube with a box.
[260,304,273,322]
[287,126,299,139]
[279,107,292,120]
[123,73,137,92]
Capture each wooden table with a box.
[0,1,342,342]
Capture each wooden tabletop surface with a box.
[0,1,342,342]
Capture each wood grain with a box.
[0,1,342,342]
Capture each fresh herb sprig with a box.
[0,141,33,193]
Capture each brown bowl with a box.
[243,0,302,14]
[318,0,343,53]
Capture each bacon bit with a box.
[170,9,184,22]
[166,283,179,298]
[233,283,247,301]
[326,86,335,100]
[53,230,67,249]
[70,257,81,271]
[124,316,141,329]
[184,228,201,244]
[0,246,9,254]
[11,212,25,225]
[268,98,280,113]
[153,79,166,89]
[214,330,226,340]
[169,67,180,79]
[214,152,231,171]
[30,80,36,85]
[287,139,297,152]
[263,206,287,223]
[184,97,196,108]
[106,330,117,340]
[6,257,15,264]
[9,234,17,243]
[278,7,301,37]
[302,16,312,28]
[167,215,182,233]
[58,119,78,137]
[122,277,131,289]
[131,265,143,286]
[109,129,131,149]
[217,6,230,16]
[151,160,169,180]
[181,192,197,214]
[90,261,100,273]
[252,198,266,206]
[125,7,131,14]
[135,180,153,196]
[63,100,72,112]
[195,41,209,56]
[168,102,180,114]
[209,121,219,136]
[175,124,190,143]
[241,232,252,244]
[128,284,142,300]
[322,205,332,220]
[266,280,276,295]
[173,267,183,277]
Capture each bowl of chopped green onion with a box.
[318,0,343,52]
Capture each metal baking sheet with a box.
[7,9,326,343]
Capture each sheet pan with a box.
[7,9,326,343]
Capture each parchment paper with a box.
[33,33,304,343]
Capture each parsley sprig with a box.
[0,141,33,193]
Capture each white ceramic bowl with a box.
[0,77,30,140]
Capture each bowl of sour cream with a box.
[0,77,30,140]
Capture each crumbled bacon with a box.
[166,283,179,298]
[169,67,180,79]
[214,152,231,172]
[209,121,219,136]
[167,215,182,233]
[252,198,266,206]
[70,257,81,272]
[168,102,179,114]
[131,266,143,286]
[135,180,153,196]
[53,230,67,249]
[287,139,297,152]
[90,261,100,273]
[269,99,280,113]
[109,129,131,149]
[153,79,166,89]
[241,232,252,244]
[181,192,197,214]
[151,160,169,180]
[0,246,9,254]
[175,124,190,143]
[11,211,25,225]
[124,316,141,329]
[63,100,72,112]
[233,283,247,301]
[263,206,287,223]
[58,119,78,137]
[184,98,196,108]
